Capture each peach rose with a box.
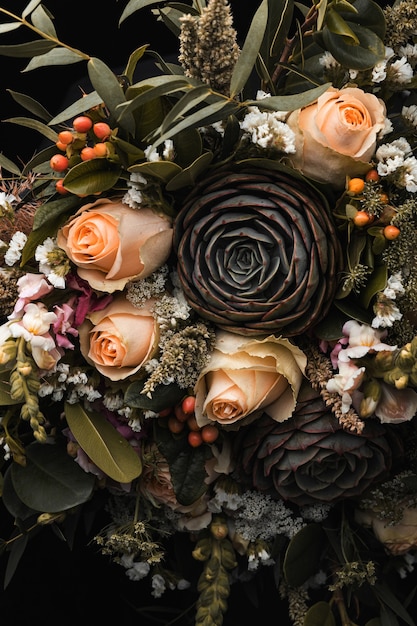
[78,294,159,381]
[356,506,417,556]
[195,331,306,429]
[286,87,386,187]
[57,197,173,293]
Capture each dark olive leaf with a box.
[124,379,184,411]
[304,602,336,626]
[7,90,53,122]
[87,57,128,127]
[62,159,123,195]
[283,523,325,586]
[325,7,359,43]
[261,0,293,63]
[123,44,148,85]
[128,160,183,183]
[334,296,373,325]
[124,86,168,142]
[161,85,213,133]
[49,91,104,125]
[374,583,416,626]
[166,151,213,191]
[245,82,332,112]
[321,22,385,70]
[366,620,382,626]
[30,4,56,37]
[313,306,347,341]
[0,153,21,175]
[172,127,202,169]
[154,420,210,506]
[359,263,387,310]
[2,465,40,519]
[4,534,29,590]
[22,144,58,175]
[24,47,84,71]
[230,0,268,98]
[119,0,168,25]
[0,39,56,58]
[32,193,81,230]
[4,116,57,142]
[157,6,189,38]
[11,441,95,512]
[336,0,386,40]
[65,402,142,483]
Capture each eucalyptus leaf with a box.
[129,160,183,182]
[230,0,268,98]
[65,402,142,483]
[49,91,104,125]
[0,153,21,175]
[62,159,123,195]
[22,144,59,175]
[166,151,213,191]
[245,82,331,112]
[24,47,84,71]
[304,602,336,626]
[22,0,43,18]
[283,523,325,586]
[4,116,58,142]
[157,6,189,38]
[11,441,95,512]
[32,193,81,230]
[0,39,56,58]
[161,85,213,133]
[30,4,57,37]
[119,0,168,25]
[88,57,128,127]
[7,90,53,122]
[123,44,149,84]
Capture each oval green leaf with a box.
[283,523,325,587]
[24,47,84,71]
[65,402,142,483]
[62,159,123,195]
[11,441,95,513]
[304,602,336,626]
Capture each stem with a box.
[332,588,354,626]
[0,8,90,61]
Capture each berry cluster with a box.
[49,115,114,195]
[162,395,220,447]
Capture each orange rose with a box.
[78,294,158,381]
[287,87,386,187]
[356,506,417,556]
[195,331,306,429]
[57,197,173,293]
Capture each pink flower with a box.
[326,350,365,413]
[342,320,396,359]
[10,273,53,319]
[375,383,417,424]
[53,300,78,349]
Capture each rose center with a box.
[340,104,366,127]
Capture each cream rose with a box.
[195,331,306,429]
[286,87,386,187]
[78,294,158,381]
[356,506,417,556]
[57,197,173,293]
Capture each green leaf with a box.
[22,0,43,18]
[123,44,149,85]
[128,160,183,183]
[24,47,84,71]
[374,583,416,626]
[4,534,29,590]
[119,0,168,25]
[161,85,213,133]
[0,379,22,405]
[313,306,347,341]
[32,193,81,230]
[154,420,210,506]
[11,441,95,512]
[62,159,123,195]
[0,22,21,34]
[124,380,184,411]
[0,39,56,58]
[245,82,332,112]
[359,263,387,309]
[304,602,336,626]
[283,523,325,587]
[334,296,373,325]
[172,127,202,169]
[7,90,53,122]
[230,0,268,98]
[2,465,40,519]
[4,116,58,142]
[87,57,127,122]
[0,153,21,175]
[49,91,104,125]
[22,144,58,175]
[65,402,142,483]
[366,620,382,626]
[166,151,213,191]
[325,8,359,43]
[321,22,385,70]
[30,4,57,37]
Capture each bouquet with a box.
[1,0,417,624]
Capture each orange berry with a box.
[201,424,219,443]
[353,210,372,227]
[93,142,108,157]
[348,178,365,195]
[93,122,112,140]
[174,404,189,422]
[158,407,172,418]
[188,431,203,447]
[72,115,93,133]
[50,154,69,172]
[55,179,69,195]
[55,140,68,151]
[58,130,74,145]
[168,416,185,434]
[365,169,379,182]
[182,395,196,415]
[379,192,389,205]
[80,146,96,161]
[187,415,200,432]
[383,225,400,240]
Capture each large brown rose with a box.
[356,506,417,556]
[57,197,173,293]
[78,294,159,381]
[287,87,386,187]
[194,331,306,429]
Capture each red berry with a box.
[55,179,69,195]
[188,431,203,447]
[174,404,189,422]
[158,407,172,418]
[365,169,379,182]
[72,116,93,133]
[182,395,196,415]
[201,424,219,443]
[353,211,372,227]
[50,154,69,172]
[383,225,400,240]
[80,146,96,161]
[93,122,112,140]
[187,415,200,432]
[168,416,185,434]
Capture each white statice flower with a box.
[162,139,174,160]
[399,43,417,67]
[103,391,125,411]
[127,415,142,432]
[372,46,394,83]
[4,231,27,266]
[402,104,417,128]
[376,137,411,176]
[380,116,394,137]
[0,437,11,461]
[144,141,175,163]
[35,237,66,288]
[240,106,296,153]
[0,191,16,209]
[120,555,151,581]
[123,171,147,208]
[390,56,414,85]
[372,272,405,329]
[384,272,405,300]
[319,51,340,70]
[151,573,166,598]
[399,156,417,191]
